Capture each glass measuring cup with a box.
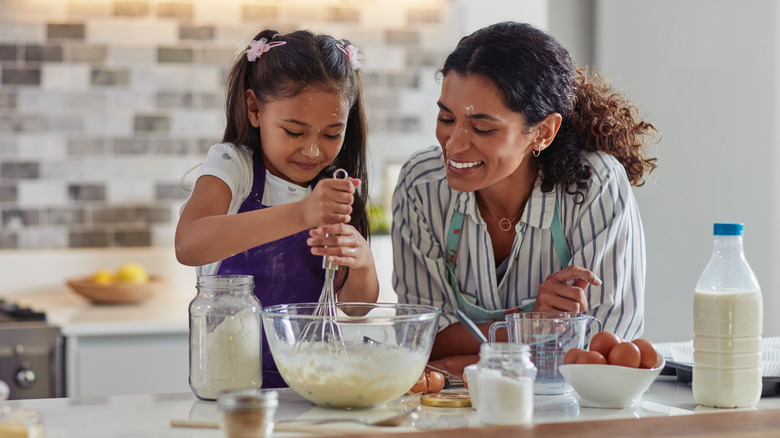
[489,312,601,395]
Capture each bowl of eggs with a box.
[559,331,665,408]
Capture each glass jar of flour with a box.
[189,275,262,401]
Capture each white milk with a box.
[693,289,763,408]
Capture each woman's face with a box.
[435,73,538,193]
[248,88,350,187]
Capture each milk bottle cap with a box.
[713,223,743,236]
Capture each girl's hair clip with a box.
[245,37,287,62]
[336,43,363,70]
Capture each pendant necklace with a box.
[478,195,523,232]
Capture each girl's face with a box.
[435,73,540,193]
[248,88,350,186]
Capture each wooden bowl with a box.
[66,276,165,304]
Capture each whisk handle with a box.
[321,168,349,272]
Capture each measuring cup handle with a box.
[587,317,603,339]
[488,321,507,344]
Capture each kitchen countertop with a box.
[0,247,196,337]
[6,286,192,337]
[7,377,780,438]
[0,240,397,337]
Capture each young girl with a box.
[176,29,379,388]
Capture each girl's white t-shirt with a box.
[187,143,311,275]
[262,167,311,206]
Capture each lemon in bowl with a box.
[90,268,114,285]
[68,263,163,304]
[114,262,150,284]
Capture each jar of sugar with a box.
[475,342,536,425]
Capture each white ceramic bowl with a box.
[559,354,666,408]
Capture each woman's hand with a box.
[301,177,360,228]
[308,223,373,270]
[534,265,601,313]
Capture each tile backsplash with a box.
[0,0,460,249]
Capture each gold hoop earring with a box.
[532,149,541,158]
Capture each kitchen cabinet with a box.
[0,247,196,398]
[65,330,189,398]
[41,291,193,398]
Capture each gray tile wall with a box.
[0,0,459,249]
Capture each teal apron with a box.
[445,201,571,323]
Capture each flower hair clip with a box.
[245,37,287,62]
[336,43,363,70]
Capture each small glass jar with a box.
[475,342,536,425]
[218,389,278,438]
[189,275,263,401]
[0,381,45,437]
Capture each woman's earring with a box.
[532,148,541,158]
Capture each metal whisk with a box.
[296,169,348,353]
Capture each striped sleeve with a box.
[391,147,459,330]
[568,153,645,339]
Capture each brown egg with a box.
[563,348,586,365]
[608,341,641,368]
[409,373,427,394]
[632,338,660,369]
[576,350,608,365]
[428,371,446,393]
[588,331,622,358]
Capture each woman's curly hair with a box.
[441,22,660,201]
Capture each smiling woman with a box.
[391,21,660,378]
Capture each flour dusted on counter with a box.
[190,308,262,400]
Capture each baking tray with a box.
[663,360,780,398]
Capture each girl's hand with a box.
[301,177,359,228]
[533,265,601,313]
[308,224,373,270]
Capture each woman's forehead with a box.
[439,73,507,115]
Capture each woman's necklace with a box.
[478,195,523,232]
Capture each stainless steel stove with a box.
[0,299,63,399]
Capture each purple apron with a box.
[216,151,324,388]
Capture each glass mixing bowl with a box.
[261,302,440,409]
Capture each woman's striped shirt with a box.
[391,146,645,340]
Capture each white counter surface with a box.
[6,378,780,438]
[0,247,196,336]
[7,286,191,337]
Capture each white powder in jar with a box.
[190,309,262,400]
[476,370,534,425]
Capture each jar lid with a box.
[420,390,472,408]
[480,342,530,355]
[197,275,255,290]
[218,389,278,411]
